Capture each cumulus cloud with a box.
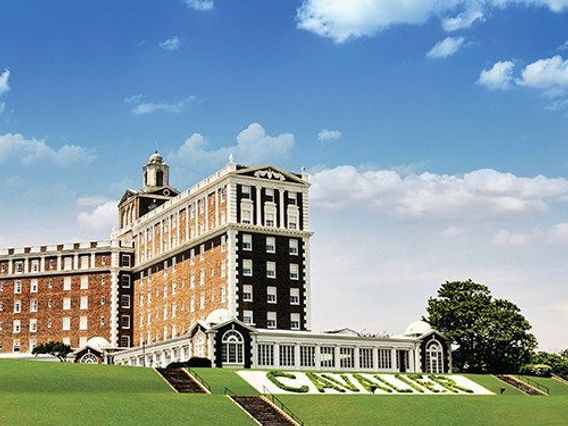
[77,201,117,232]
[426,36,466,59]
[125,94,195,115]
[0,69,10,95]
[492,229,531,246]
[183,0,213,11]
[0,133,96,166]
[159,36,181,51]
[170,122,294,169]
[296,0,568,43]
[517,55,568,90]
[477,61,516,90]
[317,128,342,142]
[310,166,568,218]
[76,196,111,207]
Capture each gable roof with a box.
[233,164,307,185]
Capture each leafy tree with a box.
[426,280,536,374]
[531,351,568,379]
[32,341,73,362]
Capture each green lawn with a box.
[516,375,568,396]
[192,367,259,395]
[0,360,254,426]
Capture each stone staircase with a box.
[495,374,547,395]
[231,396,297,425]
[156,368,207,393]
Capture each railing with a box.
[187,368,212,393]
[224,387,237,397]
[262,386,304,426]
[552,373,568,385]
[515,375,549,395]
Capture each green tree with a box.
[426,280,536,373]
[531,351,568,379]
[32,341,73,362]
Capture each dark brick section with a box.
[212,321,253,368]
[236,231,306,330]
[420,332,451,373]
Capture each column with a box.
[90,252,96,269]
[274,344,280,368]
[214,189,219,228]
[176,211,180,246]
[8,259,13,275]
[205,194,209,232]
[73,254,79,270]
[185,205,190,241]
[194,201,198,235]
[315,345,321,369]
[40,256,45,273]
[354,347,360,370]
[391,348,398,372]
[255,186,262,226]
[279,189,285,228]
[24,258,29,273]
[57,255,62,271]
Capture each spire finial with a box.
[228,153,235,164]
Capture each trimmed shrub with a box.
[267,371,309,393]
[519,364,552,377]
[306,372,346,393]
[394,373,424,393]
[320,374,360,392]
[167,357,212,369]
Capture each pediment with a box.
[234,165,306,185]
[118,189,139,206]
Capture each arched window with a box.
[194,332,206,358]
[80,353,98,364]
[156,170,164,187]
[425,340,444,373]
[221,330,244,365]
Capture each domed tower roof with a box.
[148,151,164,164]
[404,320,433,337]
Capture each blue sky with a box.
[2,0,568,350]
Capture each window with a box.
[267,311,277,329]
[121,275,131,288]
[266,261,276,278]
[120,336,130,347]
[279,344,295,367]
[243,310,253,325]
[13,320,21,333]
[340,347,355,369]
[172,281,177,295]
[199,244,205,260]
[241,185,251,199]
[121,315,130,329]
[30,279,38,293]
[14,280,22,294]
[290,313,300,330]
[121,295,130,308]
[320,346,335,368]
[80,316,88,331]
[15,261,24,274]
[378,349,392,370]
[267,286,277,304]
[265,188,274,202]
[300,346,316,367]
[265,212,275,227]
[199,294,205,310]
[63,297,71,310]
[30,299,38,313]
[243,259,253,277]
[101,296,106,306]
[425,341,444,374]
[288,214,298,230]
[241,204,252,224]
[190,274,195,288]
[163,306,168,320]
[63,277,72,291]
[242,285,253,302]
[287,191,297,205]
[101,255,107,265]
[29,338,37,351]
[266,237,275,253]
[31,260,40,272]
[290,264,299,280]
[80,276,89,290]
[190,297,195,313]
[200,270,205,286]
[242,234,252,251]
[80,255,90,270]
[290,288,300,305]
[221,330,244,365]
[62,337,71,346]
[13,300,21,313]
[289,239,299,255]
[359,348,374,370]
[62,317,71,331]
[13,339,21,352]
[122,254,131,267]
[63,257,72,271]
[221,262,226,278]
[258,344,274,366]
[79,296,88,310]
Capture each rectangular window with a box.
[190,297,195,313]
[14,261,24,274]
[265,212,275,227]
[190,274,195,288]
[30,299,38,313]
[320,346,336,368]
[289,239,299,255]
[62,317,71,331]
[287,191,297,205]
[121,275,131,288]
[266,237,275,253]
[267,311,277,329]
[13,300,21,313]
[30,279,38,293]
[199,294,205,310]
[80,276,89,290]
[258,344,275,366]
[121,315,130,329]
[31,259,40,272]
[63,276,72,291]
[290,288,300,305]
[266,261,276,278]
[13,339,21,352]
[359,348,374,370]
[121,295,130,308]
[378,349,392,370]
[13,320,21,333]
[265,188,274,202]
[279,344,295,367]
[63,297,71,310]
[242,234,252,251]
[63,257,72,271]
[241,185,251,199]
[243,259,253,277]
[200,270,205,286]
[300,346,316,367]
[80,316,88,331]
[199,244,205,260]
[241,205,252,224]
[290,264,299,280]
[288,214,298,230]
[242,285,253,302]
[120,336,130,347]
[243,310,253,325]
[80,296,88,310]
[14,280,22,294]
[122,255,131,267]
[290,313,300,330]
[340,347,355,369]
[267,286,277,304]
[80,255,90,270]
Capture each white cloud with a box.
[442,9,484,31]
[0,133,96,166]
[0,69,10,95]
[296,1,568,43]
[76,201,117,232]
[518,55,568,90]
[76,196,111,207]
[558,40,568,51]
[170,122,294,170]
[547,222,568,242]
[492,229,531,246]
[125,94,195,115]
[441,225,465,237]
[477,60,516,90]
[159,36,181,51]
[426,36,465,59]
[310,166,568,218]
[317,128,342,142]
[183,0,213,11]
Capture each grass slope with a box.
[0,360,253,426]
[516,375,568,396]
[194,368,259,395]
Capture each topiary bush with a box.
[519,364,553,377]
[266,371,309,393]
[167,357,212,369]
